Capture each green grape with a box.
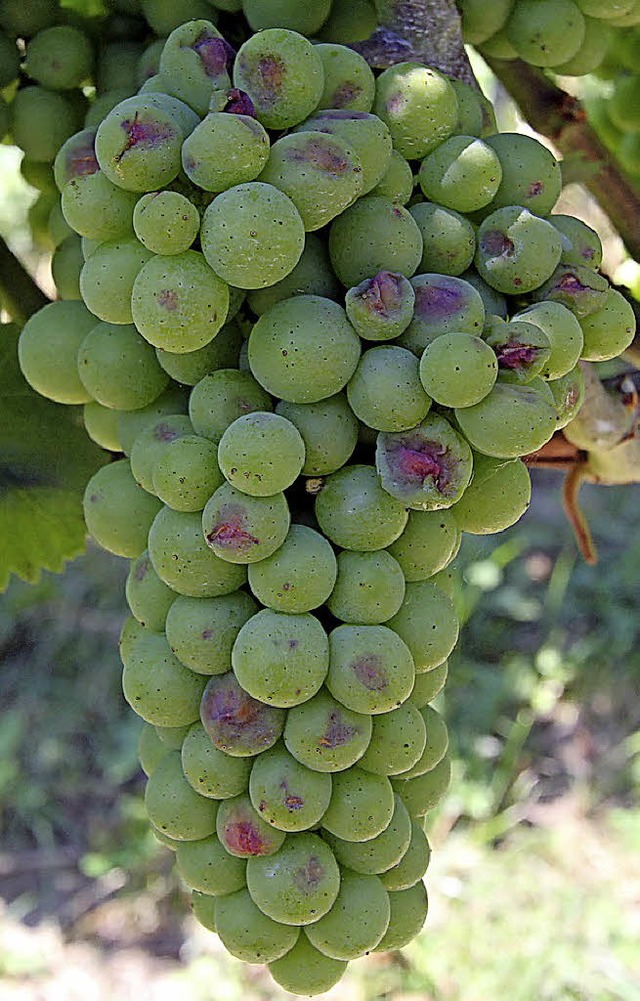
[372,879,428,951]
[23,25,93,90]
[189,368,273,444]
[380,819,431,891]
[190,890,216,931]
[217,793,286,858]
[248,295,361,404]
[451,454,531,534]
[418,135,502,213]
[275,394,359,476]
[138,722,170,777]
[182,111,270,193]
[459,0,514,44]
[10,86,79,163]
[126,550,176,631]
[371,148,415,204]
[247,832,340,924]
[18,300,96,404]
[61,170,138,241]
[232,608,329,708]
[131,250,230,353]
[549,214,603,271]
[20,159,57,194]
[258,131,364,232]
[306,870,390,960]
[358,701,428,776]
[156,321,243,386]
[323,793,411,874]
[83,401,122,452]
[483,133,562,216]
[200,671,286,756]
[242,0,330,32]
[392,752,452,817]
[176,833,247,894]
[578,289,636,361]
[79,237,153,325]
[409,662,449,708]
[419,333,497,409]
[387,509,461,582]
[321,766,394,842]
[449,78,497,138]
[548,366,586,430]
[269,932,346,995]
[373,61,458,159]
[398,273,485,356]
[482,316,552,385]
[122,629,206,727]
[152,435,224,512]
[396,705,448,779]
[327,551,406,625]
[575,0,636,16]
[85,88,139,131]
[246,234,341,316]
[118,385,189,456]
[233,28,324,130]
[294,109,393,193]
[513,301,585,379]
[155,723,192,749]
[284,688,372,772]
[388,580,459,673]
[137,37,165,87]
[181,722,252,799]
[202,483,290,564]
[316,464,408,551]
[217,412,305,497]
[201,181,305,290]
[315,42,375,112]
[326,624,414,716]
[165,590,257,675]
[0,29,18,88]
[247,524,337,614]
[54,129,99,193]
[95,95,188,192]
[317,0,377,42]
[534,264,611,320]
[328,195,423,288]
[84,460,161,558]
[347,345,432,432]
[376,413,474,511]
[506,0,586,68]
[475,206,562,295]
[145,751,218,841]
[157,20,231,116]
[51,234,84,300]
[77,321,169,410]
[215,887,300,963]
[132,191,200,256]
[119,615,146,666]
[248,742,332,832]
[460,267,508,320]
[148,506,247,597]
[130,414,193,493]
[345,271,415,342]
[410,202,476,277]
[455,382,557,458]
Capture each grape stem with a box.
[0,236,50,325]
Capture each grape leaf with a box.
[0,323,106,590]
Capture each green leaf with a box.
[0,323,106,590]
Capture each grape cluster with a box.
[15,11,636,996]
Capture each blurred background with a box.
[1,65,639,1001]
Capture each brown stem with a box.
[0,235,50,324]
[563,464,597,565]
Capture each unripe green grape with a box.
[27,192,57,254]
[190,890,216,931]
[409,662,449,707]
[315,43,375,113]
[233,28,324,130]
[24,25,93,90]
[419,333,498,409]
[77,322,169,410]
[181,723,252,800]
[317,0,377,43]
[392,752,452,817]
[155,321,242,387]
[396,705,448,779]
[387,580,459,673]
[202,483,290,564]
[54,129,99,194]
[155,723,192,750]
[419,135,502,214]
[548,365,586,430]
[316,464,408,551]
[119,616,146,667]
[387,510,460,582]
[294,109,393,193]
[345,271,415,342]
[358,701,428,776]
[242,0,331,33]
[182,111,270,193]
[122,630,206,726]
[151,434,223,512]
[269,933,347,995]
[514,301,585,378]
[80,237,153,325]
[607,0,640,26]
[126,550,176,631]
[371,149,415,204]
[247,234,341,316]
[459,0,515,44]
[84,459,161,558]
[217,412,305,497]
[61,171,138,241]
[483,133,562,217]
[0,30,18,88]
[157,20,231,116]
[85,88,139,131]
[398,274,485,356]
[373,61,459,159]
[201,182,305,290]
[376,413,474,512]
[372,879,428,951]
[117,385,189,456]
[0,94,8,141]
[248,742,332,833]
[347,345,432,432]
[247,524,337,614]
[138,723,169,777]
[329,195,423,288]
[381,819,431,891]
[275,394,358,476]
[574,0,636,16]
[247,832,340,924]
[327,551,406,625]
[321,766,394,842]
[249,294,361,404]
[83,401,122,452]
[51,234,83,300]
[130,414,193,493]
[306,870,390,960]
[21,159,57,194]
[148,506,247,597]
[189,368,272,444]
[455,382,557,459]
[483,316,552,385]
[137,37,165,87]
[95,96,185,193]
[18,300,96,404]
[409,202,476,277]
[10,87,79,163]
[217,793,286,858]
[475,206,563,295]
[176,832,247,894]
[132,191,200,255]
[449,79,497,138]
[506,0,585,68]
[145,752,218,841]
[96,40,142,94]
[215,887,300,964]
[284,688,372,773]
[200,671,286,757]
[578,289,636,360]
[550,214,603,270]
[553,16,612,75]
[327,623,414,716]
[323,794,411,874]
[451,454,531,534]
[461,267,508,320]
[166,591,256,676]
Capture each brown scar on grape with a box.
[280,781,304,811]
[481,229,515,257]
[206,505,260,551]
[330,82,362,107]
[115,112,175,161]
[318,711,357,748]
[224,819,268,855]
[352,655,388,691]
[284,139,351,176]
[293,857,324,893]
[192,31,235,77]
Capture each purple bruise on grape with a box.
[156,290,179,312]
[483,317,551,384]
[237,52,287,110]
[115,112,176,162]
[346,270,415,340]
[481,229,514,258]
[532,264,609,318]
[318,710,357,748]
[218,798,280,857]
[204,504,260,555]
[376,414,473,510]
[352,655,388,691]
[57,129,99,186]
[200,673,285,754]
[280,783,305,811]
[192,29,236,77]
[222,87,256,117]
[331,82,365,108]
[284,136,352,176]
[293,856,325,893]
[309,109,370,123]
